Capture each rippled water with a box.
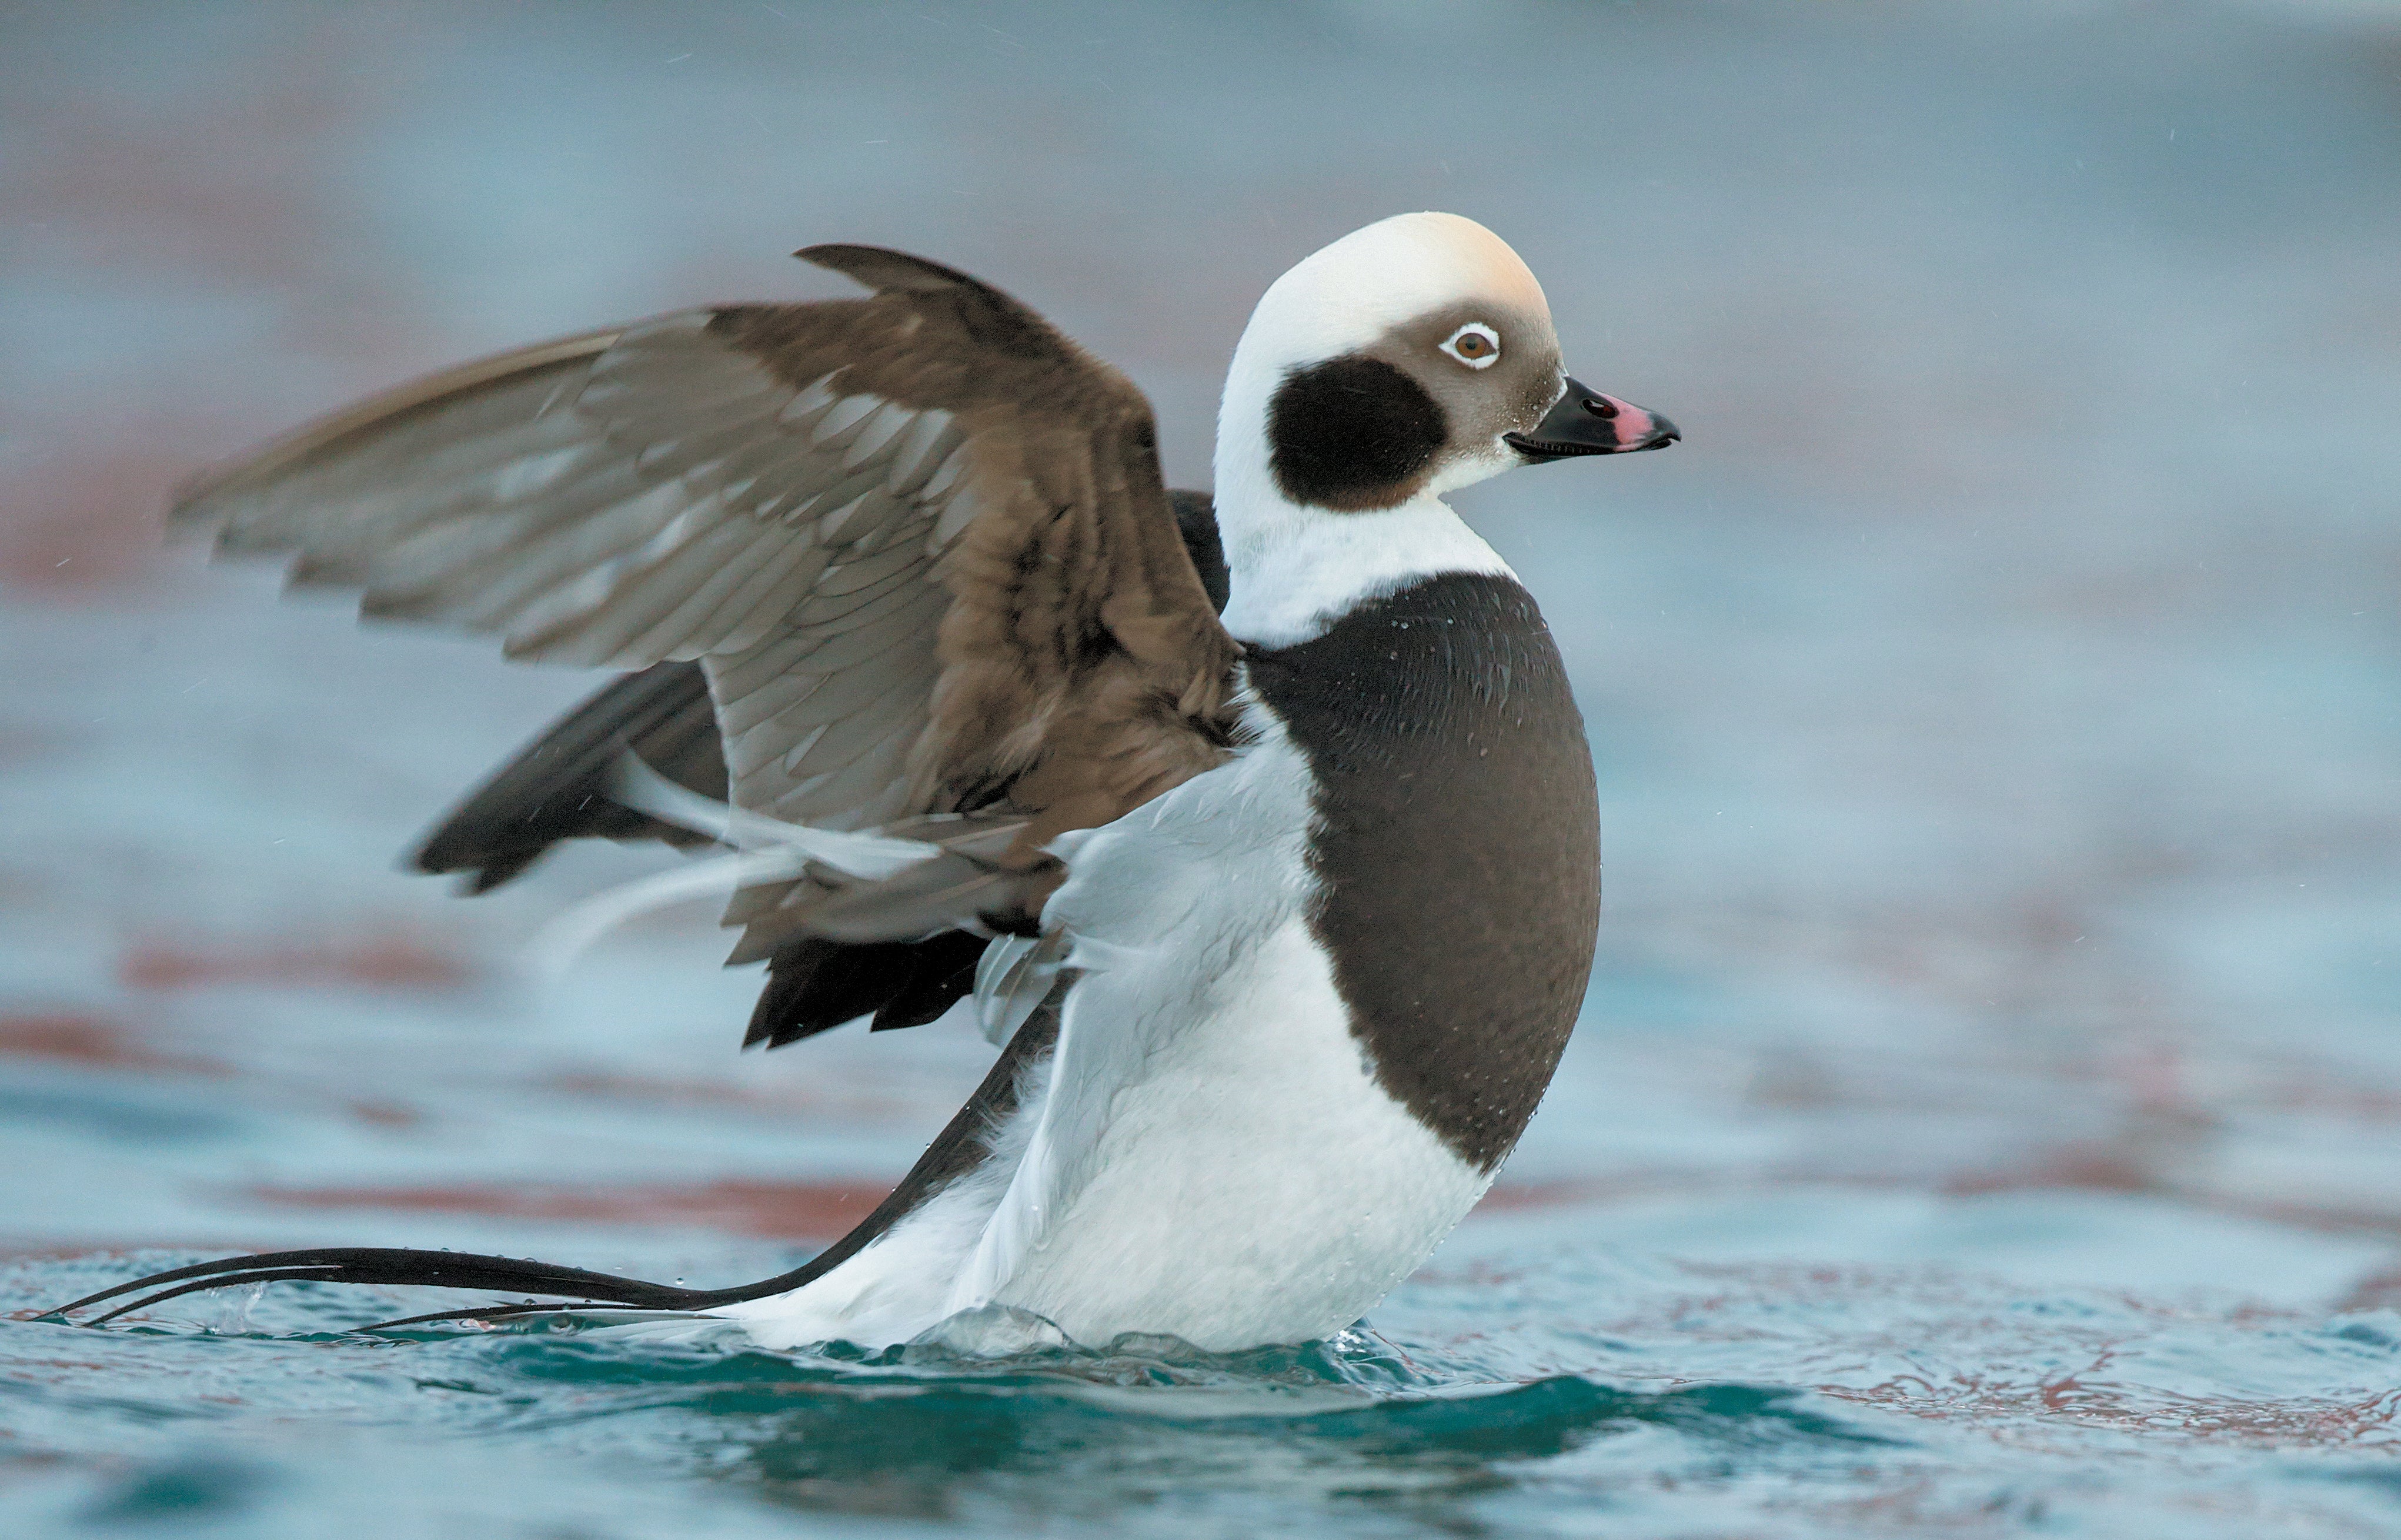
[8,1,2401,1533]
[11,1234,2401,1536]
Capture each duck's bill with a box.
[1505,376,1679,462]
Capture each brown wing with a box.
[405,493,1226,895]
[174,246,1240,951]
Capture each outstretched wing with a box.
[406,489,1225,1048]
[408,490,1225,893]
[175,246,1241,951]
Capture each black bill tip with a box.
[1507,377,1678,463]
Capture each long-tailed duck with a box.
[61,212,1675,1350]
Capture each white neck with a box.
[1214,489,1514,650]
[1210,446,1517,652]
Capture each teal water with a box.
[11,1235,2401,1536]
[1,1262,1880,1536]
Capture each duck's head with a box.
[1217,212,1675,517]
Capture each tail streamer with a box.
[49,1247,742,1331]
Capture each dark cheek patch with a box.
[1267,355,1447,511]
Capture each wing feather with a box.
[810,530,933,599]
[760,644,928,733]
[787,713,923,803]
[787,549,922,626]
[774,584,949,676]
[174,245,1238,949]
[561,513,794,666]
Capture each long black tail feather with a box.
[52,1246,743,1328]
[55,984,1071,1335]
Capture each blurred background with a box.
[4,1,2401,1529]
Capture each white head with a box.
[1212,213,1674,646]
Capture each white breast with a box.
[708,706,1491,1353]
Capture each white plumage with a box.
[710,716,1492,1351]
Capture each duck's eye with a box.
[1440,323,1501,369]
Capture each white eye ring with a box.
[1440,322,1502,369]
